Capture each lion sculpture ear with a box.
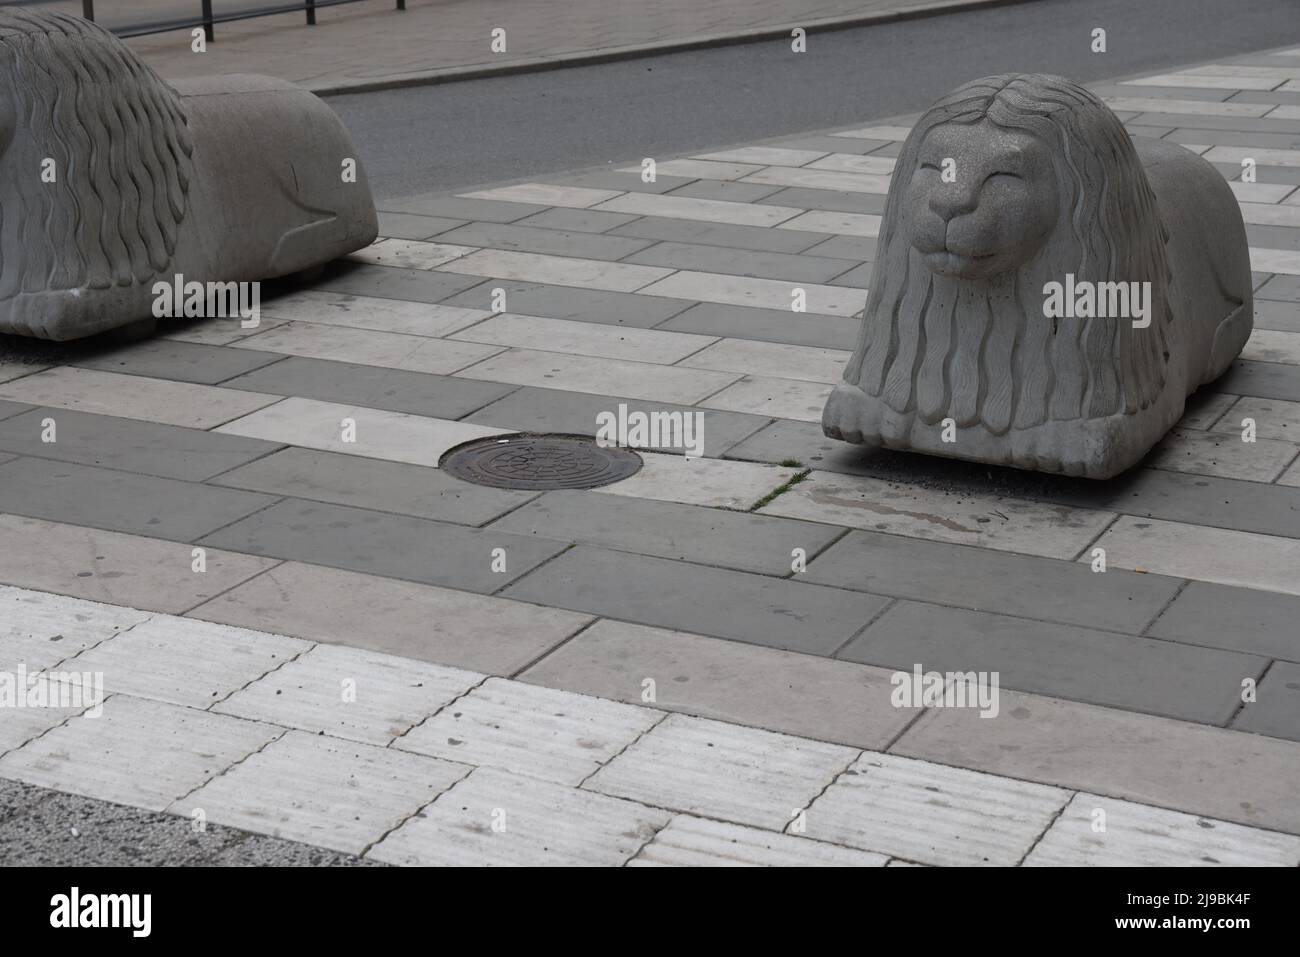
[823,73,1253,480]
[0,9,377,341]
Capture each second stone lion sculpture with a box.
[0,10,377,340]
[823,73,1253,479]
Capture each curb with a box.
[311,0,1040,97]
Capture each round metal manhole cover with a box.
[440,433,643,490]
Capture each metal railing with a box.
[80,0,406,41]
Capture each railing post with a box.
[306,0,317,26]
[82,0,95,20]
[200,0,215,42]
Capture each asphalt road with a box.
[326,0,1300,200]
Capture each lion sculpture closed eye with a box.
[823,73,1253,479]
[0,10,377,340]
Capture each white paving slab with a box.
[1146,427,1295,482]
[0,585,153,673]
[1025,793,1300,866]
[1121,73,1284,90]
[459,183,622,208]
[696,146,828,166]
[700,374,832,422]
[1229,182,1298,205]
[0,694,278,811]
[678,338,850,383]
[637,270,864,316]
[438,249,674,292]
[620,159,763,180]
[595,453,797,510]
[759,471,1116,559]
[214,643,482,746]
[1102,96,1271,116]
[832,125,914,141]
[261,290,489,337]
[1204,145,1300,168]
[173,729,470,855]
[741,166,892,194]
[160,316,286,345]
[347,238,477,270]
[65,615,309,709]
[803,752,1070,866]
[630,816,889,867]
[1249,247,1300,275]
[1239,202,1300,228]
[585,713,856,829]
[1242,329,1300,365]
[396,677,660,785]
[369,765,670,866]
[450,312,713,364]
[592,192,803,228]
[232,321,501,375]
[213,396,509,467]
[0,367,279,430]
[1177,391,1238,429]
[455,349,740,404]
[776,209,882,237]
[0,361,46,385]
[1226,395,1300,441]
[0,706,84,758]
[1089,516,1300,595]
[806,153,897,175]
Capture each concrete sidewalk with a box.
[41,0,1028,93]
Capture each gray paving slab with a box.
[312,262,485,304]
[512,208,642,233]
[198,497,567,593]
[761,187,888,215]
[376,211,467,240]
[502,545,888,656]
[1219,358,1300,400]
[550,171,695,194]
[801,235,878,262]
[210,446,537,526]
[1228,91,1300,106]
[773,134,893,154]
[1232,661,1300,741]
[1246,224,1300,250]
[1211,162,1300,186]
[1167,127,1300,148]
[658,302,859,350]
[1093,83,1234,100]
[0,408,282,482]
[440,279,693,328]
[871,142,903,158]
[804,530,1181,635]
[722,417,877,473]
[607,216,826,254]
[462,385,767,456]
[1255,300,1300,333]
[1148,581,1300,661]
[1255,275,1300,303]
[1140,114,1300,135]
[0,400,31,422]
[623,240,853,283]
[218,355,517,420]
[72,339,285,386]
[489,489,842,575]
[666,180,786,203]
[827,262,873,287]
[839,601,1265,726]
[433,221,656,261]
[380,195,541,222]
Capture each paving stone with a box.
[1150,580,1300,660]
[760,186,888,215]
[512,207,641,233]
[594,452,795,510]
[0,514,275,614]
[159,315,287,346]
[1146,427,1296,482]
[214,643,482,745]
[806,153,897,175]
[65,615,307,709]
[608,215,825,254]
[593,192,802,228]
[630,815,888,867]
[459,183,622,208]
[442,278,692,328]
[1232,661,1300,740]
[760,471,1116,560]
[696,146,829,167]
[0,702,84,757]
[1245,223,1300,249]
[0,362,46,385]
[840,600,1262,725]
[1241,202,1300,228]
[803,752,1068,866]
[0,408,282,482]
[0,399,31,421]
[776,209,882,237]
[701,375,832,421]
[1255,275,1300,302]
[0,456,277,543]
[659,302,858,351]
[455,348,739,404]
[1243,329,1300,364]
[801,235,878,262]
[1121,73,1282,90]
[893,687,1300,834]
[1281,457,1300,485]
[1090,515,1300,596]
[626,158,763,180]
[1103,95,1272,116]
[1251,247,1300,275]
[311,262,484,304]
[461,386,766,457]
[261,290,489,337]
[450,313,711,364]
[1024,792,1300,866]
[1136,114,1300,135]
[624,241,851,283]
[1178,390,1238,429]
[396,677,659,785]
[638,270,863,316]
[680,338,848,383]
[666,180,786,203]
[200,498,567,593]
[438,249,672,293]
[774,134,893,154]
[173,730,469,855]
[519,618,915,750]
[587,713,853,829]
[214,396,509,467]
[347,238,476,270]
[804,529,1180,634]
[502,546,887,656]
[555,171,710,194]
[376,211,466,240]
[1205,144,1300,167]
[0,585,153,674]
[741,166,891,195]
[381,195,541,222]
[827,262,874,287]
[433,221,655,261]
[833,125,913,141]
[72,340,285,386]
[368,766,669,866]
[232,321,501,375]
[0,694,278,812]
[189,561,591,674]
[0,367,280,430]
[489,489,840,575]
[211,447,534,526]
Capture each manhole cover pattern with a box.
[440,433,643,490]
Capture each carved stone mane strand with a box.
[850,74,1173,434]
[0,10,194,321]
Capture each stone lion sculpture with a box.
[0,10,377,340]
[823,73,1252,479]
